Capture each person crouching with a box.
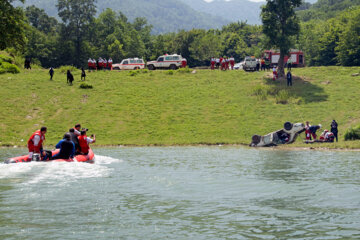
[52,133,75,160]
[78,130,96,155]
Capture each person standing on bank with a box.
[287,57,292,71]
[331,120,338,142]
[49,67,54,80]
[81,67,86,81]
[287,71,292,86]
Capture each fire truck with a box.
[263,49,305,67]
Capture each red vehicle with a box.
[263,49,305,67]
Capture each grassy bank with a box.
[1,66,360,148]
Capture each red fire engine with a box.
[263,49,305,67]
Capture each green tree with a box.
[0,0,26,50]
[57,0,97,67]
[261,0,302,78]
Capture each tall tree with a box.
[0,0,26,50]
[57,0,96,67]
[261,0,302,78]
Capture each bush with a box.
[140,69,149,74]
[58,65,77,74]
[251,85,268,100]
[0,54,13,63]
[344,125,360,141]
[129,70,140,76]
[79,83,93,89]
[166,70,174,75]
[275,89,290,104]
[0,62,20,74]
[177,67,191,74]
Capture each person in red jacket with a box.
[78,130,96,155]
[210,57,215,70]
[181,58,187,68]
[27,126,47,160]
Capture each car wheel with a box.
[252,135,261,144]
[170,64,177,70]
[148,65,155,70]
[284,122,293,131]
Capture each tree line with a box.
[1,0,360,68]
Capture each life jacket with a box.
[27,130,45,153]
[78,135,89,154]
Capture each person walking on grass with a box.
[331,120,338,142]
[81,67,86,81]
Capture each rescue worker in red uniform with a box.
[78,130,96,155]
[182,58,187,68]
[210,57,215,70]
[229,56,235,70]
[27,126,47,160]
[108,58,113,70]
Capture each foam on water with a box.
[0,155,123,186]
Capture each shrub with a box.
[177,67,191,74]
[344,125,360,141]
[80,83,93,89]
[275,89,290,104]
[251,85,268,100]
[0,62,20,74]
[140,69,149,74]
[0,54,13,63]
[166,70,174,75]
[58,65,77,74]
[129,70,140,76]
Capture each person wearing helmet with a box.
[52,133,75,160]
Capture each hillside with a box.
[179,0,264,25]
[1,67,360,149]
[297,0,360,21]
[15,0,230,34]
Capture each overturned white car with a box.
[250,122,305,147]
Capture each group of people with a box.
[304,120,338,143]
[210,57,236,70]
[88,57,113,70]
[27,124,96,161]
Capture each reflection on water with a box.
[0,147,360,239]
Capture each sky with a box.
[203,0,266,2]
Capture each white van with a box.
[112,58,145,70]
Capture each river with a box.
[1,147,359,239]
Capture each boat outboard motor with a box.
[32,153,41,161]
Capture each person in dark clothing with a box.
[331,120,338,142]
[67,70,74,85]
[52,133,75,160]
[49,67,54,80]
[309,124,322,140]
[81,67,86,81]
[69,128,81,154]
[287,71,292,86]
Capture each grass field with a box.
[1,66,360,149]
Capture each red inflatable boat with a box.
[5,148,95,164]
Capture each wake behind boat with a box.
[4,148,95,164]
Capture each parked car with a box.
[112,58,145,70]
[250,122,305,147]
[147,54,185,70]
[234,61,244,70]
[243,56,257,71]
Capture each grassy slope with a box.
[0,67,360,148]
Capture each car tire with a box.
[252,135,261,144]
[148,65,155,70]
[170,64,177,70]
[284,122,293,131]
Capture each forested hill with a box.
[16,0,230,34]
[296,0,360,21]
[179,0,264,25]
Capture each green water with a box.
[1,147,360,239]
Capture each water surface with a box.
[1,147,360,239]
